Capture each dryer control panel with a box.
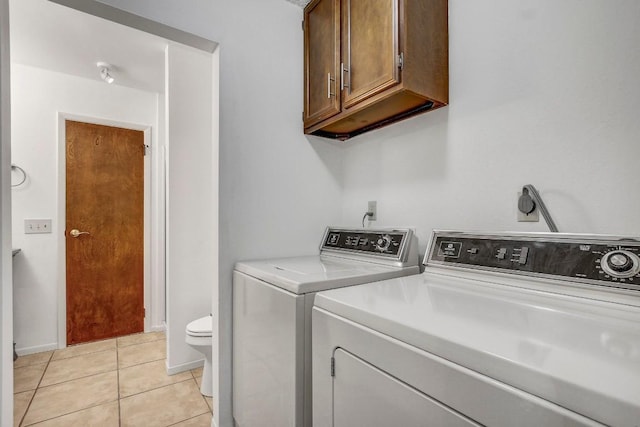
[426,231,640,291]
[321,227,412,261]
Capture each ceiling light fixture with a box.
[96,61,115,84]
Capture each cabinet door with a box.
[341,0,400,109]
[304,0,341,128]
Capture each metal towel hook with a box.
[11,164,27,188]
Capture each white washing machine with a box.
[232,227,420,427]
[313,230,640,427]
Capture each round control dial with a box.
[375,234,392,252]
[601,250,640,278]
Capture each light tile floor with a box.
[14,331,212,427]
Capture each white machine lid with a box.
[186,315,212,337]
[234,227,420,294]
[235,255,419,294]
[314,272,640,426]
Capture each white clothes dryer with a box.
[313,230,640,427]
[232,227,420,427]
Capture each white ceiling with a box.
[10,0,167,93]
[285,0,311,7]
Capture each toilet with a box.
[185,314,213,397]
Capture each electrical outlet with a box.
[367,201,377,221]
[517,192,539,222]
[25,219,52,234]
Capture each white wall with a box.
[210,8,343,424]
[152,82,167,335]
[1,0,14,423]
[91,3,640,426]
[340,0,640,253]
[164,43,215,373]
[10,64,160,353]
[94,1,345,425]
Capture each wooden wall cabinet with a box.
[303,0,448,140]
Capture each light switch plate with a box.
[25,219,52,234]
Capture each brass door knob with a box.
[70,229,90,238]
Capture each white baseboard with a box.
[166,358,204,376]
[18,327,167,357]
[149,324,166,332]
[16,342,58,356]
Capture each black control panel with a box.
[427,232,640,290]
[322,229,407,257]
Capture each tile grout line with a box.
[119,375,206,426]
[117,337,167,370]
[29,369,115,390]
[166,411,211,427]
[119,355,166,370]
[21,350,119,425]
[50,349,113,362]
[22,400,120,427]
[15,333,167,426]
[191,371,212,413]
[188,374,214,418]
[34,364,119,390]
[200,392,212,416]
[120,376,194,400]
[18,350,53,427]
[168,378,211,426]
[116,333,165,348]
[189,367,213,415]
[49,339,117,362]
[117,338,122,427]
[119,357,169,373]
[117,335,166,425]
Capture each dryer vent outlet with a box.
[517,192,539,222]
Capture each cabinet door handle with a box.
[327,73,336,98]
[341,62,350,92]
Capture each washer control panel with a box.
[600,250,640,278]
[427,231,640,291]
[321,228,409,259]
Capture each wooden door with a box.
[65,120,144,345]
[342,0,400,109]
[304,0,341,128]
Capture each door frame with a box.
[56,113,154,348]
[0,0,13,423]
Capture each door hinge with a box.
[143,144,150,156]
[398,52,404,70]
[302,20,304,31]
[143,308,146,318]
[330,356,335,377]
